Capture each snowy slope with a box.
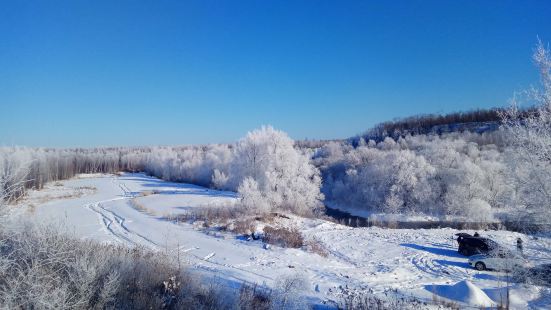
[15,173,551,309]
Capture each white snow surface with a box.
[13,173,551,309]
[429,280,495,307]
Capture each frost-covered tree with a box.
[501,39,551,222]
[317,130,510,220]
[238,177,270,213]
[211,169,229,189]
[381,150,436,214]
[142,144,232,187]
[0,148,32,203]
[232,126,324,215]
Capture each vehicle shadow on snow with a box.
[472,273,506,282]
[400,243,463,258]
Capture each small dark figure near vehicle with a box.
[474,232,480,237]
[517,237,524,254]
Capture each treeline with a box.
[0,127,542,223]
[0,125,545,224]
[1,127,323,216]
[1,147,123,202]
[359,108,505,143]
[0,130,516,222]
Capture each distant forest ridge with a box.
[296,107,535,149]
[353,106,537,144]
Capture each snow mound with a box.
[429,280,495,307]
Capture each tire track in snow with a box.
[405,247,472,287]
[85,176,157,247]
[87,176,276,284]
[85,199,158,248]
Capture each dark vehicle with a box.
[455,233,501,256]
[455,232,472,240]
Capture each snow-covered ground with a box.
[11,173,551,309]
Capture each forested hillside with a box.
[357,108,503,143]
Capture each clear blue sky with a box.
[1,1,551,147]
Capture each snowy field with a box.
[12,173,551,309]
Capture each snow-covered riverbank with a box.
[12,173,551,309]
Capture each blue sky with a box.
[1,1,551,147]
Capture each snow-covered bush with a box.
[340,287,440,310]
[238,283,273,310]
[263,225,304,248]
[272,273,309,309]
[0,222,238,309]
[238,275,309,310]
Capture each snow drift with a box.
[427,280,495,307]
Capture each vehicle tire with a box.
[475,262,486,271]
